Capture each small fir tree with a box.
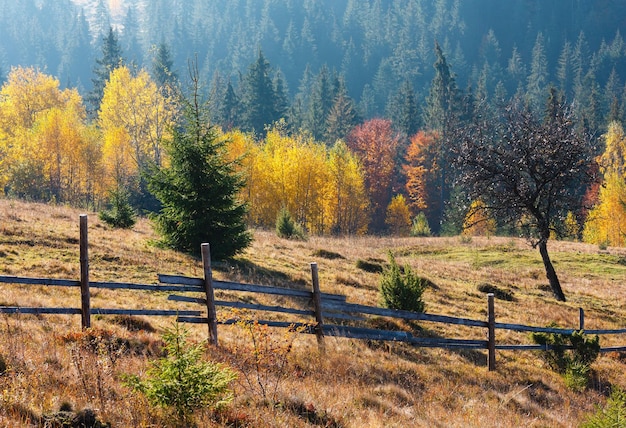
[380,252,427,313]
[276,207,306,240]
[148,64,251,259]
[125,323,236,425]
[98,187,136,229]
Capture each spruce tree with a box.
[148,65,251,260]
[219,79,241,131]
[242,50,278,136]
[87,27,124,115]
[151,41,178,90]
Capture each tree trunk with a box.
[538,239,566,302]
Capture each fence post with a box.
[310,262,325,352]
[579,308,585,330]
[79,214,90,329]
[487,293,496,371]
[202,243,218,346]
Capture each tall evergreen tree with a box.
[388,79,420,138]
[273,70,289,122]
[306,65,334,141]
[526,32,548,114]
[87,27,124,115]
[325,77,359,143]
[151,41,178,90]
[242,50,278,136]
[423,41,459,132]
[148,64,251,260]
[423,41,461,233]
[219,79,241,131]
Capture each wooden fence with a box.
[1,214,626,372]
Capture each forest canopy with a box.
[0,0,625,248]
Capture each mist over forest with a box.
[2,0,626,244]
[1,0,626,129]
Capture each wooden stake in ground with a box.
[80,214,90,329]
[202,243,218,345]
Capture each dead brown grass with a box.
[0,197,625,426]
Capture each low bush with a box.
[379,252,427,313]
[98,187,136,229]
[582,387,626,427]
[411,212,432,237]
[124,323,236,426]
[276,207,306,240]
[530,327,600,390]
[312,249,345,260]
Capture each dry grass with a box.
[0,198,625,426]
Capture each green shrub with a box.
[276,207,306,240]
[124,323,236,425]
[530,327,599,390]
[582,387,626,427]
[379,252,427,313]
[98,187,136,229]
[410,212,432,237]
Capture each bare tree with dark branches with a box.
[451,92,598,301]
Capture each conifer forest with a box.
[1,0,626,246]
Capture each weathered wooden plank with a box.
[158,274,347,302]
[169,294,363,321]
[91,308,202,316]
[494,322,576,335]
[586,328,626,335]
[91,281,204,293]
[0,276,80,287]
[216,300,315,317]
[168,294,316,316]
[168,294,207,304]
[177,316,208,324]
[0,307,81,315]
[600,346,626,353]
[322,300,488,327]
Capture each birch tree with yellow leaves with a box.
[583,121,626,246]
[98,66,177,195]
[0,66,100,204]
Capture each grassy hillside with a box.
[0,198,626,427]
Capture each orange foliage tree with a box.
[346,118,400,232]
[403,130,441,224]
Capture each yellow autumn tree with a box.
[254,125,329,233]
[98,66,177,192]
[324,140,369,235]
[220,129,259,223]
[583,121,626,246]
[385,194,412,236]
[462,199,497,236]
[231,125,369,235]
[0,66,99,203]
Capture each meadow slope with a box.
[0,198,626,426]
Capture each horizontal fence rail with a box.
[1,214,625,371]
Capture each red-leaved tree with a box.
[347,119,400,233]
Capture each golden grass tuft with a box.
[0,197,626,426]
